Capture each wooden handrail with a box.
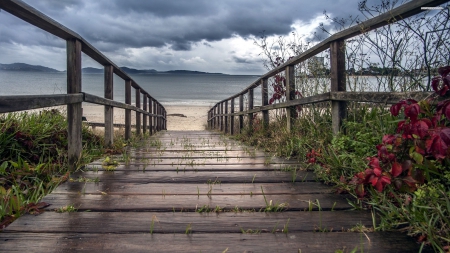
[208,0,447,135]
[0,0,167,169]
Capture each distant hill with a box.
[82,67,103,74]
[1,63,226,75]
[120,67,158,74]
[0,63,60,72]
[164,70,224,75]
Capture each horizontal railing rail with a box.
[207,0,447,135]
[0,0,167,169]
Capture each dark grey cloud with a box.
[1,0,382,52]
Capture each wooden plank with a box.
[104,65,114,146]
[92,158,299,166]
[0,232,425,253]
[113,150,269,157]
[52,182,331,195]
[0,94,83,113]
[5,211,373,233]
[84,163,309,173]
[68,171,316,183]
[67,39,82,170]
[40,193,352,211]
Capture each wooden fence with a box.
[207,0,445,135]
[0,0,167,169]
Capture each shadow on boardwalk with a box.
[0,131,425,252]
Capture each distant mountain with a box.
[164,70,224,75]
[1,63,226,75]
[82,67,103,74]
[0,63,61,72]
[120,67,158,74]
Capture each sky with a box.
[0,0,386,75]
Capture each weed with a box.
[56,204,77,213]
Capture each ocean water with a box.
[0,71,260,106]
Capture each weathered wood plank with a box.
[52,182,331,195]
[83,164,309,173]
[100,157,299,165]
[5,211,372,233]
[0,232,425,253]
[40,193,352,211]
[69,170,316,183]
[0,94,83,113]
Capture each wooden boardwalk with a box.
[1,131,424,252]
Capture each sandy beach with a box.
[82,104,210,131]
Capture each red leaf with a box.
[404,103,420,121]
[382,134,396,144]
[410,119,431,138]
[391,162,402,177]
[390,101,406,116]
[367,157,380,169]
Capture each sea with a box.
[0,71,261,107]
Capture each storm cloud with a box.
[0,0,385,74]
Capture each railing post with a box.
[164,109,167,130]
[125,80,132,140]
[224,100,229,133]
[149,98,153,135]
[125,80,131,140]
[330,40,347,135]
[261,78,269,129]
[239,94,244,133]
[67,39,82,170]
[104,65,114,146]
[248,88,254,131]
[143,95,148,134]
[154,103,158,131]
[135,88,141,136]
[285,65,296,133]
[220,102,224,132]
[214,106,218,129]
[230,98,235,135]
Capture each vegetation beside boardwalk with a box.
[230,2,450,251]
[0,109,131,229]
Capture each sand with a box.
[81,104,210,131]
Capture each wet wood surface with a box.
[1,130,424,252]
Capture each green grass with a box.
[230,103,450,251]
[0,109,141,228]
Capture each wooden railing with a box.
[0,0,167,169]
[207,0,445,135]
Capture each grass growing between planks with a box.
[0,109,137,229]
[231,103,450,252]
